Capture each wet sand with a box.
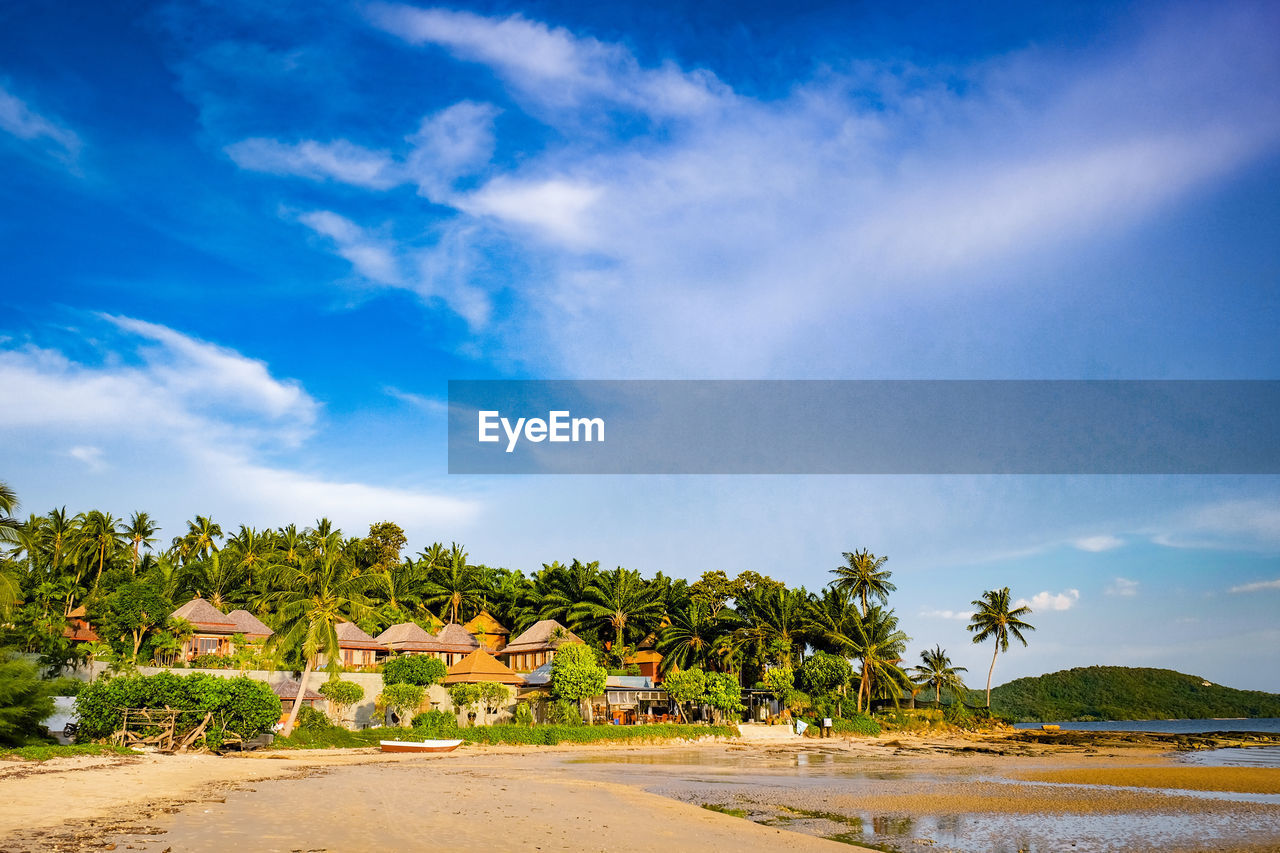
[1,735,1278,852]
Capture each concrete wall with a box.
[66,663,517,729]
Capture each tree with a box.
[549,642,607,723]
[911,645,969,704]
[319,679,365,726]
[703,671,744,724]
[967,587,1035,707]
[477,681,511,724]
[175,515,223,563]
[265,549,373,737]
[849,605,911,713]
[0,480,20,546]
[799,651,854,699]
[761,665,796,709]
[380,682,425,725]
[446,683,481,725]
[382,655,446,687]
[730,586,810,670]
[124,512,159,573]
[79,510,125,592]
[663,667,708,723]
[180,552,245,611]
[423,543,483,625]
[363,521,408,572]
[831,549,895,615]
[657,600,726,674]
[101,581,173,661]
[0,651,56,746]
[574,567,663,665]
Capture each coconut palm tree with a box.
[730,585,811,671]
[657,600,727,673]
[275,523,305,566]
[264,548,374,737]
[539,559,600,631]
[967,587,1035,707]
[179,551,246,611]
[125,511,159,573]
[367,556,428,629]
[0,480,20,545]
[831,549,895,615]
[910,645,969,704]
[175,515,222,563]
[79,510,125,591]
[574,566,664,663]
[850,605,911,713]
[423,543,483,624]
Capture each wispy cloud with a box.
[67,445,107,473]
[226,138,399,189]
[1106,577,1139,597]
[920,608,973,621]
[385,386,448,415]
[1228,578,1280,594]
[0,82,82,166]
[1017,589,1080,611]
[1075,535,1124,552]
[1149,499,1280,551]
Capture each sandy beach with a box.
[2,733,1278,853]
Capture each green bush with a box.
[318,679,364,723]
[379,682,425,723]
[272,722,740,751]
[189,654,233,670]
[808,714,880,737]
[547,698,584,725]
[512,701,534,726]
[0,651,56,746]
[74,672,279,745]
[295,705,336,732]
[382,655,447,687]
[411,709,460,737]
[43,676,86,697]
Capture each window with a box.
[198,637,221,655]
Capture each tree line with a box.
[0,480,1034,717]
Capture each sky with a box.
[2,0,1279,691]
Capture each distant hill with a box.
[984,666,1280,722]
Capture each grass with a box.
[701,803,749,818]
[274,722,739,750]
[0,743,135,762]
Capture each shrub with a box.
[511,701,534,727]
[832,714,881,737]
[447,683,480,722]
[411,709,459,737]
[799,652,853,696]
[74,672,279,745]
[382,655,446,687]
[189,654,233,670]
[663,668,708,721]
[379,683,426,724]
[547,698,585,726]
[296,705,336,732]
[318,679,364,723]
[0,652,56,746]
[43,676,85,697]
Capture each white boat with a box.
[379,739,463,753]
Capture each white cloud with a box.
[920,608,974,621]
[0,317,478,533]
[0,82,81,164]
[385,386,448,415]
[1106,577,1139,597]
[365,4,727,118]
[67,446,107,473]
[459,177,602,246]
[1075,535,1124,552]
[225,138,399,189]
[1228,578,1280,594]
[404,101,499,200]
[297,210,404,286]
[1017,589,1080,611]
[1149,499,1280,551]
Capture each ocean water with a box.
[1013,717,1280,735]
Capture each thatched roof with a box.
[501,620,581,655]
[171,598,237,633]
[271,679,323,701]
[376,621,438,652]
[225,609,273,639]
[464,610,509,637]
[335,622,385,651]
[443,650,525,685]
[425,623,482,654]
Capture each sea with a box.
[1013,717,1280,767]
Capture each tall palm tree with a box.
[42,507,81,589]
[175,515,222,563]
[276,524,305,566]
[423,543,483,624]
[850,605,911,713]
[125,511,159,573]
[79,510,125,591]
[910,645,969,704]
[368,556,428,629]
[657,600,727,673]
[539,559,599,631]
[967,587,1035,707]
[265,549,374,736]
[0,480,20,545]
[831,549,895,615]
[730,585,811,670]
[573,566,664,660]
[179,552,246,611]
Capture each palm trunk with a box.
[280,656,315,737]
[985,645,998,708]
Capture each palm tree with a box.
[967,587,1035,707]
[730,585,811,671]
[657,600,726,673]
[179,552,246,611]
[264,549,374,736]
[539,559,600,631]
[910,645,968,704]
[276,523,305,566]
[574,567,663,662]
[423,543,483,624]
[368,556,428,629]
[175,515,222,563]
[831,549,895,615]
[79,510,125,591]
[0,480,19,545]
[850,605,911,713]
[41,507,80,590]
[125,512,159,572]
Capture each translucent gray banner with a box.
[447,381,1280,474]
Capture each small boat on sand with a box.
[380,739,463,753]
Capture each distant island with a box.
[986,666,1280,722]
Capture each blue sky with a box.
[2,0,1279,690]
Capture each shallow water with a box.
[1014,717,1280,735]
[1180,745,1280,768]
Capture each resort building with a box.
[63,605,99,644]
[375,621,438,655]
[593,675,672,725]
[423,623,483,666]
[320,622,386,671]
[498,619,582,673]
[171,598,240,660]
[464,610,510,652]
[225,609,273,642]
[272,678,325,723]
[443,650,525,685]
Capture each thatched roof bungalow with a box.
[423,623,482,666]
[320,622,386,671]
[225,609,273,641]
[376,621,439,654]
[171,598,238,659]
[498,620,582,673]
[443,650,525,685]
[464,610,510,652]
[63,605,99,643]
